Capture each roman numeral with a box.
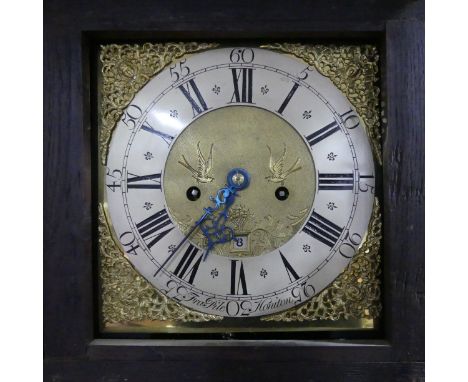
[303,211,343,248]
[141,120,174,146]
[178,79,208,117]
[305,120,341,146]
[318,173,354,191]
[230,68,253,103]
[136,209,174,249]
[277,82,299,114]
[173,244,202,284]
[305,110,355,147]
[127,172,161,190]
[230,260,248,295]
[279,251,300,283]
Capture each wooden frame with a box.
[44,0,424,380]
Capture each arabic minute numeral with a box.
[229,48,255,63]
[106,168,122,192]
[341,109,360,130]
[140,119,174,146]
[291,281,316,303]
[121,104,142,130]
[230,68,253,103]
[169,59,191,82]
[119,231,139,256]
[359,174,375,194]
[338,231,363,259]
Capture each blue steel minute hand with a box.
[153,168,250,277]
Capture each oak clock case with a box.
[98,44,382,333]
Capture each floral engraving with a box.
[327,202,338,211]
[143,202,153,210]
[212,84,221,95]
[327,152,337,161]
[144,152,153,160]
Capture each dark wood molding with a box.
[44,0,424,380]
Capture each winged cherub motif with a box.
[178,141,214,183]
[265,144,302,185]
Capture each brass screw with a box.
[231,172,245,186]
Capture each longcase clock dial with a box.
[105,47,376,317]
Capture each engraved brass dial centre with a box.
[163,106,316,257]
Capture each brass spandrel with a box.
[98,203,222,324]
[262,43,382,165]
[99,42,219,165]
[262,198,382,322]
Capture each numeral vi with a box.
[230,260,248,295]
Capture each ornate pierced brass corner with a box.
[262,43,382,165]
[99,42,219,165]
[98,42,382,330]
[99,204,222,324]
[263,198,382,322]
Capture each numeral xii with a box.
[230,68,253,103]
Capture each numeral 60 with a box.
[229,48,255,63]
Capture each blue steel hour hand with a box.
[153,168,250,277]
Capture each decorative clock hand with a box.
[153,168,250,277]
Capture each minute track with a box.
[120,64,358,300]
[106,47,375,317]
